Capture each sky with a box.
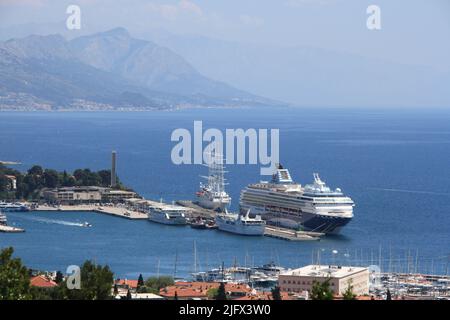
[1,0,449,70]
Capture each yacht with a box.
[196,152,231,211]
[0,202,30,212]
[148,205,188,225]
[239,164,354,234]
[215,209,265,236]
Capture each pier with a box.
[33,204,147,220]
[176,200,217,219]
[264,226,323,241]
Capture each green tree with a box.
[342,280,356,300]
[0,175,9,192]
[310,278,334,300]
[0,247,31,300]
[386,289,392,300]
[143,276,174,293]
[137,274,144,289]
[28,165,43,176]
[271,286,282,300]
[55,271,64,284]
[62,260,114,300]
[43,169,60,188]
[215,282,227,300]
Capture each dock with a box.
[0,225,25,233]
[264,226,323,241]
[33,205,147,220]
[176,200,217,219]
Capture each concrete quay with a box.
[33,204,148,220]
[264,226,323,241]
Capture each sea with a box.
[1,107,449,278]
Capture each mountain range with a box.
[0,28,278,111]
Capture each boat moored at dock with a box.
[148,204,188,225]
[0,201,30,212]
[196,152,231,211]
[239,164,354,234]
[215,209,266,236]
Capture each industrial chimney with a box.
[111,151,117,188]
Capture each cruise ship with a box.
[196,153,231,211]
[148,205,188,225]
[239,164,354,234]
[215,209,266,236]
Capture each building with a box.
[278,265,369,296]
[42,186,103,204]
[114,279,139,292]
[159,281,254,300]
[4,175,17,190]
[42,186,136,205]
[30,275,58,288]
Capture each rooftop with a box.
[280,265,368,279]
[30,275,58,288]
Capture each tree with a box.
[386,289,392,300]
[137,273,144,289]
[342,280,356,300]
[174,291,178,300]
[310,278,334,300]
[143,276,174,294]
[126,289,132,300]
[63,260,114,300]
[55,271,64,284]
[0,247,31,300]
[271,286,282,300]
[28,165,43,176]
[215,282,227,300]
[43,169,59,188]
[113,284,119,296]
[0,175,9,192]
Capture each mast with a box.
[201,151,228,195]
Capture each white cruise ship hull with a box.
[240,204,352,234]
[197,198,229,211]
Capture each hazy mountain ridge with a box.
[150,32,450,108]
[0,28,277,111]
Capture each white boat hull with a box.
[215,215,265,236]
[148,214,187,225]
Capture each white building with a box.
[279,265,369,296]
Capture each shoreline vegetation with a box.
[0,164,128,201]
[0,246,174,300]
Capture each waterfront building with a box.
[4,175,17,190]
[159,281,253,300]
[42,186,136,204]
[278,265,369,296]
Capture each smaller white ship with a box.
[215,209,265,236]
[0,202,30,212]
[148,205,188,225]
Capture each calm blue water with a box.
[1,107,450,278]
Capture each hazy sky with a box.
[1,0,449,71]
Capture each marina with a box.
[1,109,450,284]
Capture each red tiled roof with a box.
[30,275,57,288]
[115,279,139,289]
